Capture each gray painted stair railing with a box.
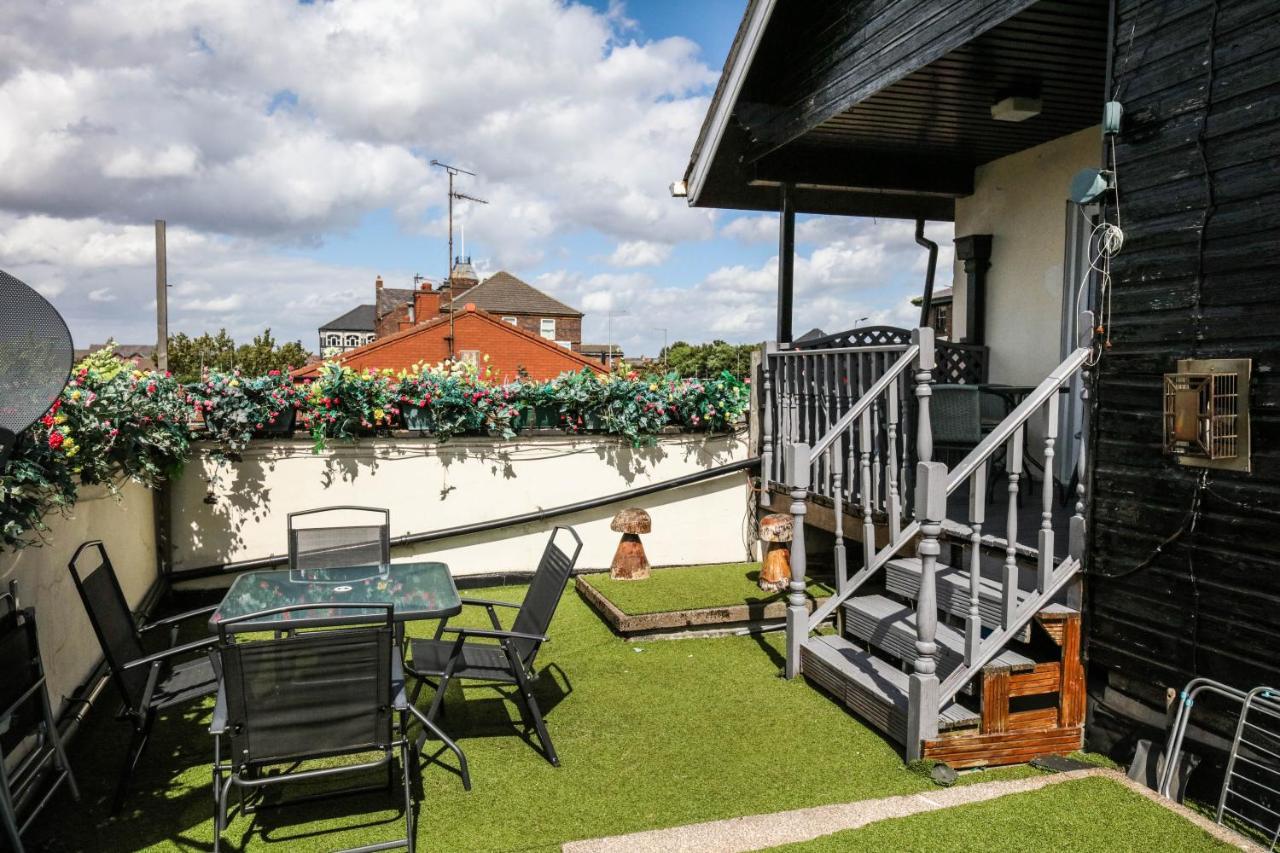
[780,316,1095,761]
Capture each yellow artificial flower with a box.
[54,414,67,424]
[649,383,658,391]
[229,379,239,387]
[70,389,82,401]
[373,408,385,422]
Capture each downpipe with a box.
[915,218,939,327]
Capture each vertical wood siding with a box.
[1086,0,1280,740]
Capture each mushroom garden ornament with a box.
[609,507,652,580]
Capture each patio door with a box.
[1056,201,1097,490]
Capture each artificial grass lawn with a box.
[766,777,1234,852]
[580,561,835,615]
[31,586,1125,852]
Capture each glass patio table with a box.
[209,561,461,634]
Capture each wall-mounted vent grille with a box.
[1162,359,1251,472]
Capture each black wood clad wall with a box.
[1085,0,1280,749]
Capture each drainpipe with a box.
[915,218,938,328]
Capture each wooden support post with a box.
[954,234,992,346]
[784,442,809,679]
[777,184,795,345]
[907,460,947,760]
[1058,612,1086,727]
[912,327,936,464]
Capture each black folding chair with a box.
[288,506,391,574]
[211,604,429,853]
[67,541,219,812]
[1,582,80,853]
[407,526,582,767]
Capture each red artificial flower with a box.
[48,431,64,450]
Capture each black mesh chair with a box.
[67,541,219,812]
[288,506,391,574]
[407,526,582,767]
[211,604,427,853]
[1,582,80,853]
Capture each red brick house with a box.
[293,303,606,382]
[323,260,588,353]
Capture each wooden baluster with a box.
[913,328,936,464]
[832,448,847,594]
[965,461,986,665]
[1070,370,1089,564]
[784,442,810,679]
[907,460,947,761]
[1039,393,1059,593]
[1001,425,1024,628]
[886,376,902,541]
[870,353,882,510]
[859,408,875,571]
[761,344,776,505]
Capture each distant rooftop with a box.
[443,270,581,317]
[320,304,376,332]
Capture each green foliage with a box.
[1,344,191,550]
[666,370,751,432]
[396,361,520,442]
[186,369,305,460]
[167,328,310,383]
[662,339,757,378]
[297,363,399,451]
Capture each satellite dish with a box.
[0,270,74,468]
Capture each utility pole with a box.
[430,160,487,359]
[155,220,168,372]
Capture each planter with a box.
[255,408,296,436]
[402,404,432,433]
[516,404,559,430]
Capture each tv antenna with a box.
[430,159,488,357]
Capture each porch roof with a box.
[683,0,1110,220]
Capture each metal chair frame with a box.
[67,540,219,812]
[0,582,81,853]
[406,526,582,769]
[211,603,431,853]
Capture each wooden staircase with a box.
[800,550,1085,767]
[765,323,1096,767]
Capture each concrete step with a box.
[885,557,1030,627]
[800,635,979,744]
[841,593,1036,681]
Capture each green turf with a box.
[580,561,835,615]
[29,587,1139,853]
[764,777,1233,852]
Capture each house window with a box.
[345,334,360,347]
[539,318,556,339]
[932,304,951,339]
[502,316,518,326]
[458,350,480,366]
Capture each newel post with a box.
[784,442,810,679]
[907,459,947,761]
[760,342,777,507]
[912,327,936,464]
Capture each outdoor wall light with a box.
[669,179,688,198]
[1163,358,1251,472]
[991,95,1042,122]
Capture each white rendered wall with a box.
[169,432,753,580]
[953,126,1101,385]
[0,483,158,713]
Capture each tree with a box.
[167,329,311,383]
[661,340,757,378]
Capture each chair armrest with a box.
[459,597,520,609]
[438,626,547,643]
[209,681,228,734]
[139,603,219,632]
[122,635,219,671]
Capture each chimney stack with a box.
[414,277,441,324]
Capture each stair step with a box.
[800,635,979,743]
[842,594,1036,680]
[886,557,1030,627]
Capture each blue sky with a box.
[0,0,950,355]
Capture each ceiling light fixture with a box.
[991,95,1042,122]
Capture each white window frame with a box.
[539,318,556,339]
[458,350,480,366]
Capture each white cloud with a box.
[607,239,671,267]
[87,287,115,302]
[0,0,717,261]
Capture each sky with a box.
[0,0,952,357]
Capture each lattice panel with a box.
[936,343,988,385]
[795,325,912,350]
